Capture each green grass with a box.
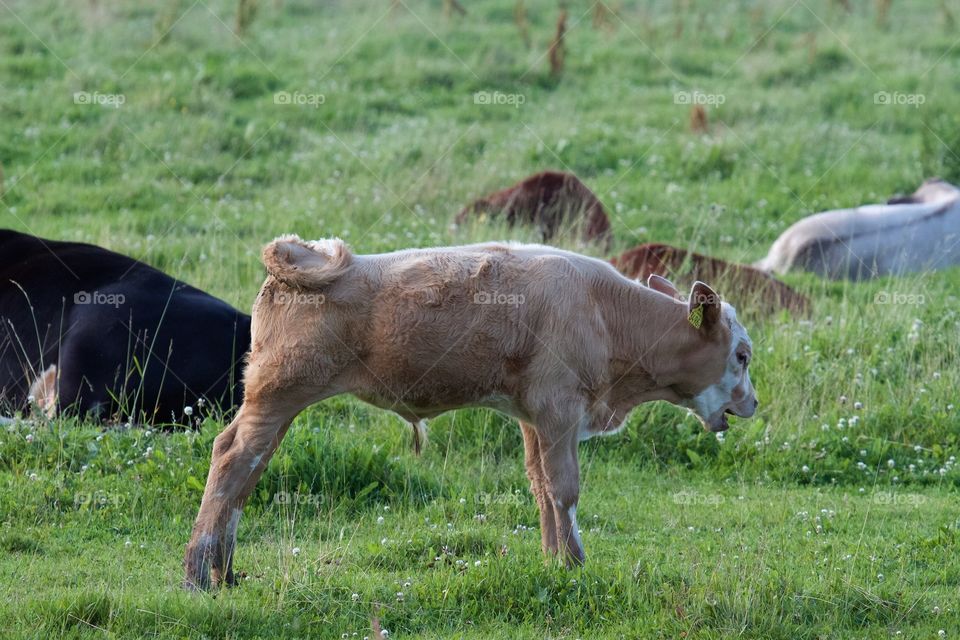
[2,0,960,636]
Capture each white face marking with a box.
[686,304,755,428]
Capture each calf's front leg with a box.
[536,423,584,566]
[519,420,558,555]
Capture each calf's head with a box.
[647,275,758,432]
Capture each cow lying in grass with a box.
[184,236,758,589]
[612,243,811,315]
[455,171,612,246]
[0,229,250,423]
[756,178,960,280]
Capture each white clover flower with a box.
[351,593,360,602]
[853,401,863,410]
[802,465,810,473]
[377,516,384,524]
[292,547,301,556]
[184,406,193,417]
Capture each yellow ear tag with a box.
[688,304,704,329]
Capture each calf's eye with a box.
[737,352,749,367]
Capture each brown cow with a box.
[612,243,810,315]
[183,237,758,589]
[455,171,612,246]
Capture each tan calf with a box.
[183,237,758,589]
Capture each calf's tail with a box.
[261,235,353,289]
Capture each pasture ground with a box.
[2,0,960,637]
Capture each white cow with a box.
[756,179,960,280]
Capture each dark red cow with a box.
[456,171,611,246]
[612,243,810,315]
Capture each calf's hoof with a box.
[183,542,214,591]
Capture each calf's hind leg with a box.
[183,385,325,590]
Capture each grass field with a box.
[3,0,960,637]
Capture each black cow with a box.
[0,229,251,424]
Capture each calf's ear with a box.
[646,274,679,298]
[688,281,722,331]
